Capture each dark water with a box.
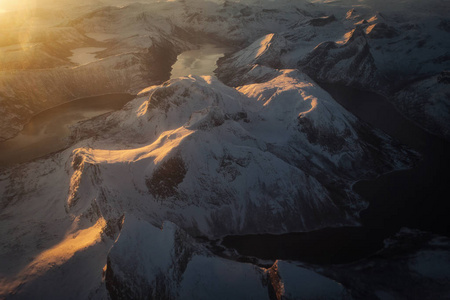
[323,84,450,236]
[0,93,134,168]
[222,84,450,264]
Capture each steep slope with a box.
[105,216,271,300]
[217,33,289,86]
[298,26,384,93]
[1,72,415,242]
[393,72,450,140]
[105,215,352,300]
[64,74,351,237]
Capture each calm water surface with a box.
[0,94,134,168]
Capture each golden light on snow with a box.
[256,33,274,58]
[0,218,106,295]
[28,218,106,269]
[68,127,194,169]
[337,30,355,45]
[365,24,376,35]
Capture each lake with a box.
[0,94,134,168]
[0,43,231,168]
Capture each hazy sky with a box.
[1,0,448,15]
[0,0,39,11]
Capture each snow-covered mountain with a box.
[2,0,449,141]
[0,70,415,298]
[393,71,450,140]
[1,0,449,298]
[298,26,384,93]
[217,33,289,86]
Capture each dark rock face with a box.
[365,22,399,39]
[297,116,351,153]
[438,70,450,84]
[146,156,187,199]
[138,38,180,85]
[308,15,336,26]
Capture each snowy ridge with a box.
[1,0,449,298]
[0,69,416,298]
[44,71,415,240]
[2,0,448,141]
[298,26,384,93]
[217,33,289,86]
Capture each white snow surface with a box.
[57,71,413,238]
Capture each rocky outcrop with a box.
[308,15,336,26]
[365,22,399,39]
[268,260,351,300]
